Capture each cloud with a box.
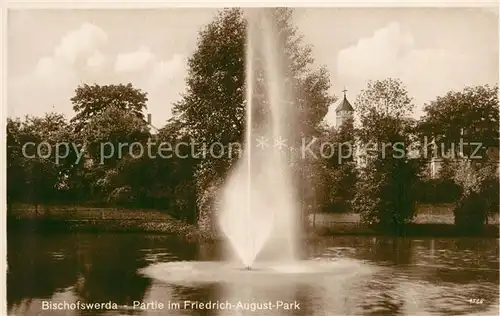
[31,23,108,79]
[148,54,186,87]
[9,22,109,118]
[336,21,495,118]
[144,54,188,127]
[8,22,187,127]
[54,22,108,65]
[7,7,228,129]
[87,50,107,70]
[114,46,155,72]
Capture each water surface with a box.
[7,233,499,315]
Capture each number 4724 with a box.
[468,299,484,304]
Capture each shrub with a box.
[452,161,499,232]
[352,157,421,233]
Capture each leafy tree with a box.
[8,113,75,208]
[78,106,151,203]
[6,118,26,212]
[154,122,199,223]
[329,171,358,212]
[66,83,150,203]
[172,8,335,224]
[320,117,358,212]
[419,84,499,156]
[452,161,499,232]
[7,80,201,223]
[418,84,499,227]
[172,8,246,191]
[352,78,422,232]
[70,83,148,132]
[355,78,413,119]
[81,105,150,165]
[102,121,199,223]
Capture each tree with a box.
[172,8,335,223]
[67,83,150,203]
[419,84,499,156]
[154,121,199,223]
[319,117,358,212]
[7,118,26,212]
[77,105,151,203]
[9,113,76,208]
[419,84,499,229]
[355,78,413,120]
[172,8,246,190]
[70,83,148,132]
[352,78,422,232]
[102,120,199,223]
[333,119,358,211]
[452,161,499,232]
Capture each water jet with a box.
[134,11,496,316]
[139,11,376,312]
[140,11,371,284]
[218,8,299,270]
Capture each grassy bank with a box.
[309,203,500,226]
[7,204,214,241]
[308,203,499,238]
[7,203,500,238]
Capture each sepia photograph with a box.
[4,2,500,315]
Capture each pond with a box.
[6,232,499,315]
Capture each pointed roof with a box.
[335,88,354,113]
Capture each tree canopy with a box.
[419,84,499,150]
[352,78,422,230]
[172,8,335,188]
[6,9,498,235]
[71,83,148,132]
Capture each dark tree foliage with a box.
[419,84,499,228]
[419,84,499,155]
[453,162,499,232]
[71,83,148,132]
[7,9,496,236]
[7,113,78,207]
[319,117,358,213]
[352,79,423,232]
[172,8,335,215]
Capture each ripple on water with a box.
[139,258,375,287]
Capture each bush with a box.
[452,161,499,232]
[352,158,421,233]
[453,192,488,232]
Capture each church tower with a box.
[335,87,354,127]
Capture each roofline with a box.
[335,96,354,113]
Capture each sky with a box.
[7,7,499,127]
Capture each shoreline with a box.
[8,216,499,239]
[7,203,499,239]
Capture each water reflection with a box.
[7,233,199,315]
[7,233,499,316]
[7,233,79,312]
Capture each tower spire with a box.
[336,86,354,127]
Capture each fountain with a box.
[218,8,299,269]
[140,7,372,299]
[133,13,498,311]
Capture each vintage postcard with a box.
[3,2,499,315]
